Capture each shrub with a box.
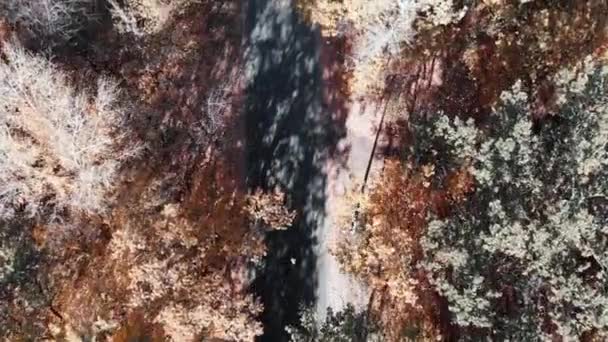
[418,62,608,339]
[245,188,296,231]
[0,43,134,220]
[287,305,382,342]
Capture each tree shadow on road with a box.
[244,0,348,340]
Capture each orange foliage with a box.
[392,0,608,120]
[179,157,267,266]
[337,159,473,341]
[111,312,165,342]
[446,166,475,203]
[0,1,262,340]
[245,188,295,231]
[38,153,265,341]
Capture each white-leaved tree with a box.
[414,62,608,340]
[352,0,465,63]
[0,43,136,220]
[107,0,197,37]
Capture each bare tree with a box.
[0,0,95,46]
[107,0,197,36]
[0,43,137,220]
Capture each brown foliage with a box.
[119,0,242,145]
[342,8,608,338]
[179,157,267,266]
[0,1,268,340]
[391,0,608,120]
[337,160,473,341]
[38,154,264,341]
[0,19,11,46]
[245,188,296,231]
[111,312,165,342]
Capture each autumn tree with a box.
[336,156,472,340]
[419,61,608,339]
[0,0,272,341]
[0,42,136,220]
[108,0,208,36]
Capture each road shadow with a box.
[244,0,348,340]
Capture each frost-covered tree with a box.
[0,43,135,220]
[416,62,608,339]
[353,0,465,62]
[0,0,96,46]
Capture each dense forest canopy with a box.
[0,0,606,341]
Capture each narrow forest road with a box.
[315,100,382,318]
[245,0,381,339]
